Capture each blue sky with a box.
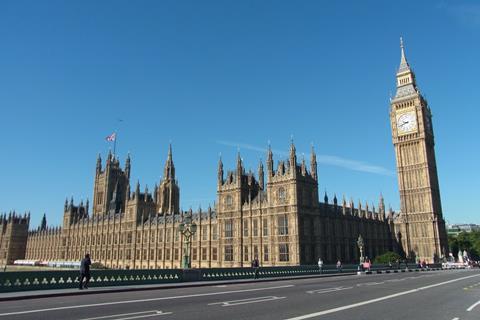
[0,0,479,227]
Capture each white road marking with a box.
[79,310,168,320]
[356,282,384,287]
[0,284,294,317]
[467,300,480,312]
[79,310,171,320]
[284,274,480,320]
[451,317,459,320]
[208,295,285,306]
[306,287,353,294]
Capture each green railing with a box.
[0,263,444,293]
[0,269,181,293]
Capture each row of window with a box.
[227,216,289,238]
[226,244,289,262]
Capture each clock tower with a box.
[390,38,448,262]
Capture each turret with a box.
[218,155,224,186]
[266,143,273,181]
[164,144,175,180]
[258,160,264,190]
[310,145,317,181]
[96,153,102,175]
[289,139,297,176]
[40,213,47,230]
[125,153,131,179]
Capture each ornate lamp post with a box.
[178,213,197,269]
[357,235,365,264]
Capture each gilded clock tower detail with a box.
[391,38,448,262]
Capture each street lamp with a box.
[357,234,365,265]
[178,212,197,269]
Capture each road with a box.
[0,269,479,320]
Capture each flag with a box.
[105,132,116,142]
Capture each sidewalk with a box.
[0,271,356,302]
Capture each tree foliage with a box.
[448,231,480,260]
[374,251,402,264]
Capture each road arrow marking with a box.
[306,287,353,294]
[79,310,172,320]
[208,296,285,307]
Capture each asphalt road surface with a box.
[0,269,479,320]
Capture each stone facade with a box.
[23,143,395,269]
[1,40,448,268]
[390,38,449,263]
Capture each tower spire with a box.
[164,144,175,180]
[399,36,410,72]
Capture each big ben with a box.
[391,38,448,263]
[390,38,447,262]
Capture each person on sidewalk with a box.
[336,259,342,272]
[318,258,324,274]
[251,256,260,279]
[79,253,91,290]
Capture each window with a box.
[202,247,207,260]
[143,249,147,260]
[174,248,179,260]
[263,245,269,261]
[253,219,258,237]
[136,233,141,244]
[243,219,249,237]
[127,232,132,244]
[126,249,131,260]
[253,245,259,259]
[135,250,140,259]
[159,230,163,242]
[212,225,218,240]
[225,195,233,208]
[175,230,180,242]
[165,249,171,260]
[166,229,171,242]
[278,187,286,202]
[278,215,289,235]
[150,249,155,259]
[192,248,197,260]
[243,246,249,261]
[262,218,268,236]
[212,247,218,260]
[202,225,208,241]
[97,192,103,205]
[279,244,289,261]
[151,232,155,243]
[225,220,233,238]
[157,249,162,260]
[224,245,233,261]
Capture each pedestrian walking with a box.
[336,259,342,272]
[79,253,91,290]
[251,256,260,279]
[318,258,324,274]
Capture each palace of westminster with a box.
[0,40,449,269]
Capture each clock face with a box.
[396,111,417,134]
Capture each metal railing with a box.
[0,263,443,293]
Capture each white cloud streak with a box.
[216,140,395,177]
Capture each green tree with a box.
[374,251,402,264]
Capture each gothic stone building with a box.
[0,39,447,268]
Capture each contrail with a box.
[215,140,395,176]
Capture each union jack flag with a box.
[105,132,116,142]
